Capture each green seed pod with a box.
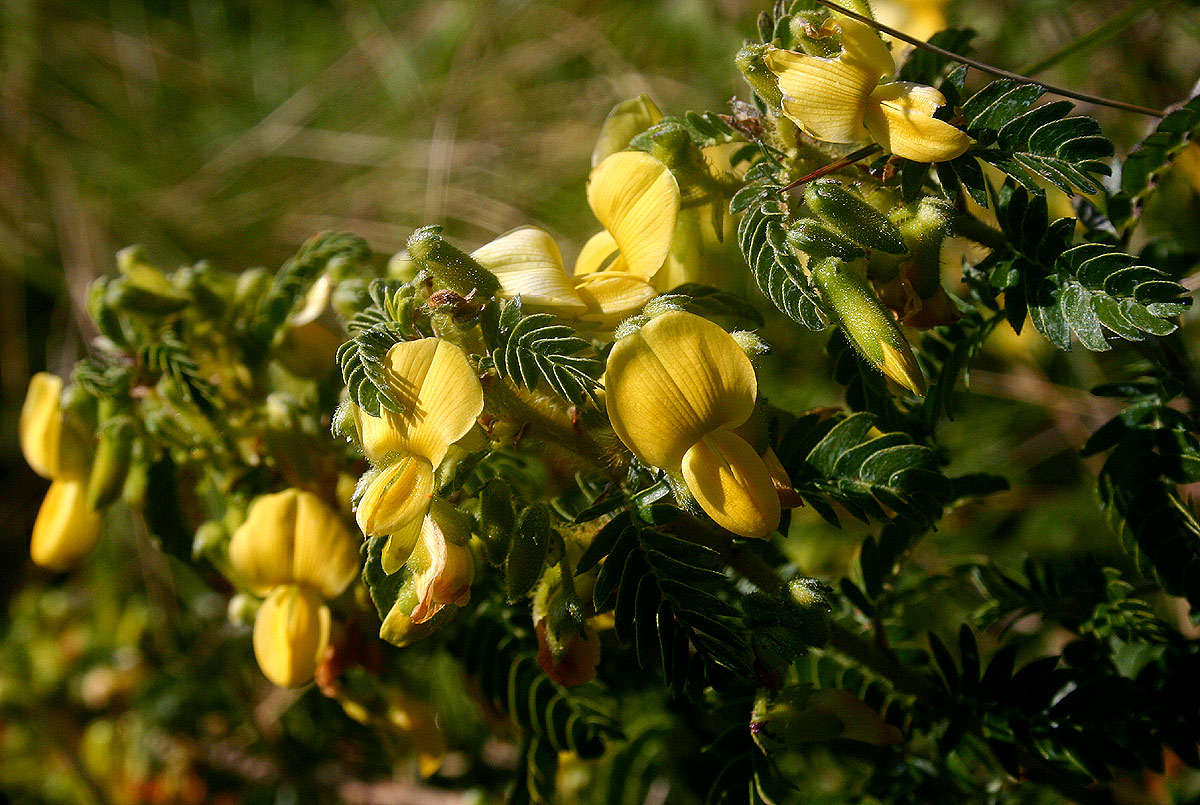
[805,180,907,255]
[87,417,134,511]
[406,226,500,297]
[505,505,550,602]
[109,246,191,315]
[735,45,784,109]
[478,480,514,566]
[810,258,924,395]
[786,218,866,261]
[592,94,663,168]
[121,441,150,509]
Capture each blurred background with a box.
[3,0,1200,801]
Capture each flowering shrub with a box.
[10,1,1200,802]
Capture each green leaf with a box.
[1109,95,1200,230]
[491,301,603,405]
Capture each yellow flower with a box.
[229,489,359,688]
[764,15,971,162]
[408,515,474,625]
[20,372,87,482]
[349,338,484,573]
[604,311,781,538]
[30,478,103,570]
[229,488,361,599]
[277,274,345,377]
[576,151,681,284]
[252,584,331,688]
[471,226,657,327]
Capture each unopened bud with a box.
[109,246,191,315]
[805,180,906,255]
[592,95,663,168]
[406,226,500,297]
[506,505,551,602]
[787,218,865,261]
[87,417,134,511]
[735,45,784,108]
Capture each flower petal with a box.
[355,455,434,539]
[382,514,426,576]
[764,46,874,143]
[573,230,627,277]
[604,310,757,469]
[30,478,103,570]
[253,584,330,688]
[833,14,895,79]
[230,489,300,595]
[591,94,663,168]
[682,430,780,539]
[470,226,588,314]
[20,373,63,480]
[865,83,973,162]
[573,271,658,327]
[586,151,679,280]
[291,489,361,598]
[410,516,474,624]
[359,339,484,467]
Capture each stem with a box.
[809,0,1164,117]
[951,211,1008,251]
[1021,0,1169,76]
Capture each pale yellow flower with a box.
[229,488,360,688]
[764,15,971,163]
[576,151,681,283]
[376,515,474,646]
[350,338,484,573]
[471,226,657,327]
[605,311,781,538]
[30,478,103,570]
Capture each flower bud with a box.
[505,506,550,602]
[31,478,103,570]
[86,417,134,511]
[109,245,191,315]
[786,218,865,261]
[477,480,514,565]
[277,275,345,377]
[735,45,784,108]
[804,180,907,255]
[810,258,924,395]
[252,584,330,688]
[406,225,500,297]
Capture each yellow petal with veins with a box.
[356,339,484,467]
[471,226,588,315]
[604,310,757,469]
[573,230,628,277]
[865,83,973,163]
[765,46,875,143]
[833,14,896,79]
[253,584,330,688]
[586,151,679,280]
[573,271,657,327]
[30,478,103,570]
[682,429,781,539]
[355,455,434,539]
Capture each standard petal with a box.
[573,271,658,327]
[371,339,484,467]
[30,478,103,570]
[681,430,781,539]
[229,489,300,595]
[20,373,63,480]
[586,151,679,280]
[355,455,434,539]
[471,226,588,314]
[764,46,874,143]
[252,584,330,688]
[291,489,360,599]
[573,230,627,277]
[833,14,895,79]
[604,311,757,469]
[865,83,973,162]
[591,94,663,168]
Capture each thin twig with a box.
[810,0,1164,117]
[780,144,881,193]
